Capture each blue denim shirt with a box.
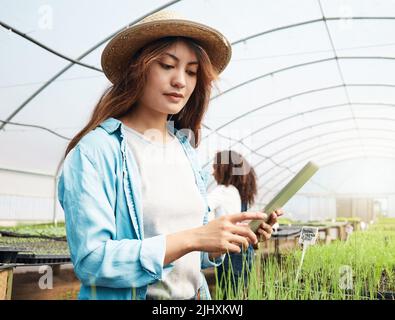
[58,117,221,300]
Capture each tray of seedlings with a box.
[0,223,70,265]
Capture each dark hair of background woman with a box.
[213,150,257,207]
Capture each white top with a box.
[124,125,205,300]
[207,184,242,221]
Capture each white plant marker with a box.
[345,224,354,242]
[295,226,319,283]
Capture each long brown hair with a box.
[65,36,217,156]
[213,150,257,207]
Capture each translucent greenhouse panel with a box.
[208,104,358,168]
[321,0,395,17]
[1,0,185,136]
[276,145,395,177]
[199,130,252,160]
[347,85,395,104]
[225,19,332,90]
[1,0,170,57]
[317,153,395,173]
[0,84,43,120]
[0,170,53,197]
[259,150,395,194]
[258,156,395,206]
[0,30,66,119]
[174,0,322,45]
[357,117,395,130]
[0,194,58,221]
[0,170,57,221]
[353,104,395,119]
[299,105,354,128]
[12,65,108,136]
[0,124,67,174]
[326,18,395,57]
[359,129,395,141]
[208,86,352,142]
[316,158,395,195]
[0,27,66,85]
[283,195,337,221]
[257,174,330,210]
[247,120,395,183]
[258,162,318,192]
[207,53,341,131]
[339,59,395,85]
[322,138,395,153]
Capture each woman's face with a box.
[138,41,198,116]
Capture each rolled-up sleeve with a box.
[58,146,173,288]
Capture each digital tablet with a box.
[249,161,319,233]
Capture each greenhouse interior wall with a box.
[0,170,64,224]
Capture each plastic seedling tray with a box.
[272,227,302,238]
[0,247,22,263]
[16,253,70,264]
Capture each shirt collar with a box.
[99,117,122,134]
[99,117,190,144]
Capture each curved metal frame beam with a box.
[0,167,53,178]
[1,13,394,150]
[0,119,71,140]
[317,0,355,134]
[3,9,394,221]
[0,1,182,227]
[231,17,395,46]
[206,117,395,189]
[0,21,102,72]
[0,0,181,131]
[247,117,395,190]
[206,123,395,190]
[203,100,395,167]
[2,13,395,169]
[234,116,395,159]
[211,56,395,101]
[203,83,395,141]
[0,68,395,143]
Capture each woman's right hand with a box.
[192,212,267,254]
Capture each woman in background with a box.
[208,150,281,297]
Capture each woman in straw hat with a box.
[58,10,278,300]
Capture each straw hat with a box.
[101,10,232,84]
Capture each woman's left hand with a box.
[255,208,284,240]
[266,208,284,226]
[239,208,285,242]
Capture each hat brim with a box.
[101,19,232,84]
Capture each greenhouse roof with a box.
[2,0,395,205]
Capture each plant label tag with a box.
[345,224,353,235]
[299,226,319,245]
